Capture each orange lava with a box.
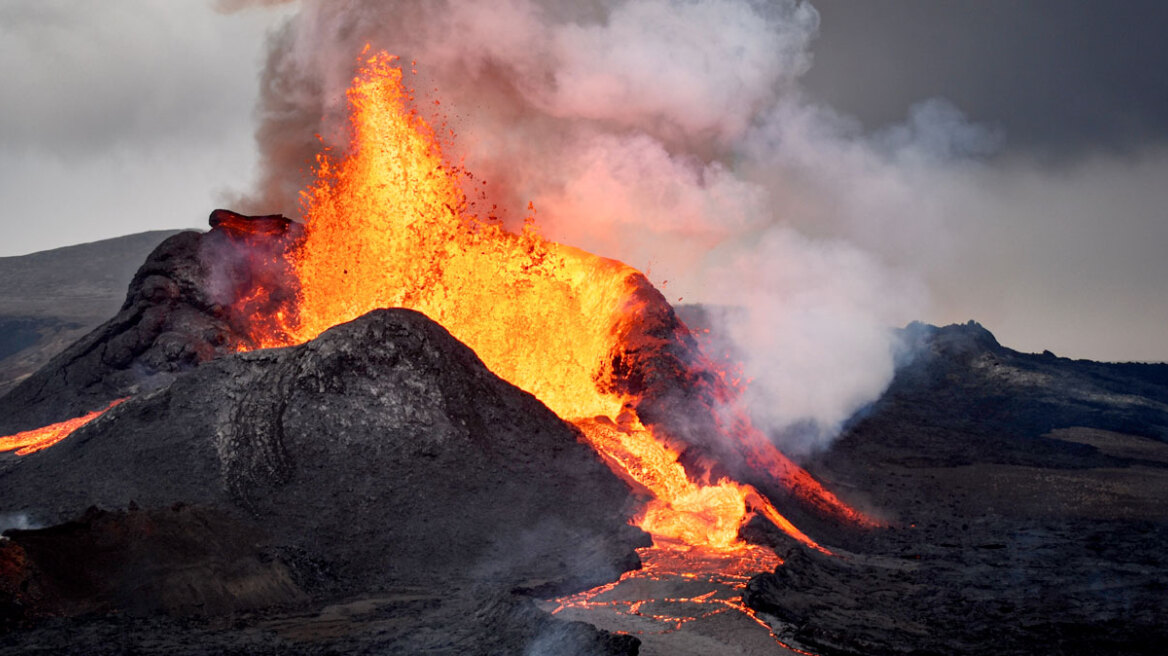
[0,399,127,456]
[743,428,880,528]
[549,542,821,654]
[238,50,863,553]
[548,544,781,625]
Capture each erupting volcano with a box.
[230,50,868,555]
[0,51,879,655]
[7,5,1168,652]
[5,40,1168,656]
[0,52,867,563]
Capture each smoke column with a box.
[225,0,1003,455]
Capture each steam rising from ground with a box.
[227,0,1150,453]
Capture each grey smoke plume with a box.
[230,0,1011,454]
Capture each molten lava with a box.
[0,49,862,561]
[547,544,822,654]
[227,51,873,550]
[0,399,126,456]
[231,50,868,552]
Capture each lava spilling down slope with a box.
[0,53,878,653]
[2,51,868,557]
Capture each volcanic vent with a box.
[230,50,870,551]
[0,50,876,653]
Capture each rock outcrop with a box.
[0,213,298,435]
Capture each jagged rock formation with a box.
[0,215,299,435]
[0,231,181,396]
[743,321,1168,656]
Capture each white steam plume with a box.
[228,0,1010,455]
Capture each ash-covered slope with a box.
[1,308,644,655]
[744,321,1168,656]
[877,320,1168,456]
[0,231,181,396]
[1,308,645,588]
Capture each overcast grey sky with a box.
[801,0,1168,362]
[1,1,1165,363]
[0,2,283,254]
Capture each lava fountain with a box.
[1,50,869,560]
[238,50,868,553]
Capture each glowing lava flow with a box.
[548,545,821,655]
[237,51,863,553]
[0,399,126,456]
[548,545,781,626]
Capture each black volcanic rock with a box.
[837,320,1168,475]
[1,308,646,588]
[0,216,299,436]
[0,231,181,396]
[0,231,239,434]
[743,321,1168,656]
[0,308,645,654]
[892,320,1168,446]
[1,505,305,623]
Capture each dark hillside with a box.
[0,231,180,395]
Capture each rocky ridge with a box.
[742,321,1168,656]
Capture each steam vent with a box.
[3,50,1168,656]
